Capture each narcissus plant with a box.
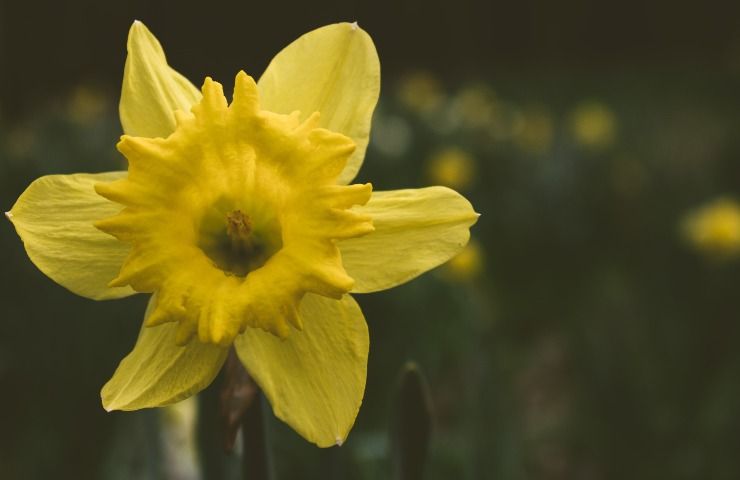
[6,21,478,447]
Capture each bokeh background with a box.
[2,1,740,478]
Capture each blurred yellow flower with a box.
[683,197,740,256]
[6,21,478,448]
[68,85,109,124]
[569,101,617,149]
[397,71,445,114]
[427,147,476,190]
[444,238,484,281]
[451,84,497,130]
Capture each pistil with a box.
[226,210,253,251]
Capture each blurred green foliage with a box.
[2,65,740,479]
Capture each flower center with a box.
[197,203,283,278]
[227,210,251,240]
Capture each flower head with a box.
[6,21,478,447]
[682,197,740,257]
[97,72,375,344]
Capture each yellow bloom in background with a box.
[443,237,484,281]
[6,22,478,447]
[68,85,109,124]
[426,147,476,191]
[396,71,445,114]
[682,197,740,257]
[569,101,617,150]
[450,84,497,130]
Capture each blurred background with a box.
[2,1,740,478]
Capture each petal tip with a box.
[4,211,13,220]
[335,435,344,447]
[234,71,258,95]
[116,135,133,154]
[350,21,358,31]
[101,393,117,412]
[128,19,149,37]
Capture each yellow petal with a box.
[102,295,229,411]
[339,186,479,293]
[120,21,201,138]
[234,293,369,447]
[258,22,380,185]
[7,172,134,300]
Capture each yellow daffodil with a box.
[6,21,478,447]
[426,147,475,191]
[443,237,484,281]
[682,197,740,257]
[568,101,617,150]
[396,71,445,114]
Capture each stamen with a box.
[227,210,252,239]
[226,210,255,260]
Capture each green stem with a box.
[241,393,270,480]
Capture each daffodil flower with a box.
[6,21,478,447]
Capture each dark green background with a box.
[2,1,740,478]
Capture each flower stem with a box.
[241,392,270,480]
[218,348,272,479]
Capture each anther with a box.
[226,210,254,253]
[226,210,252,239]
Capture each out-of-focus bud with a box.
[390,362,433,480]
